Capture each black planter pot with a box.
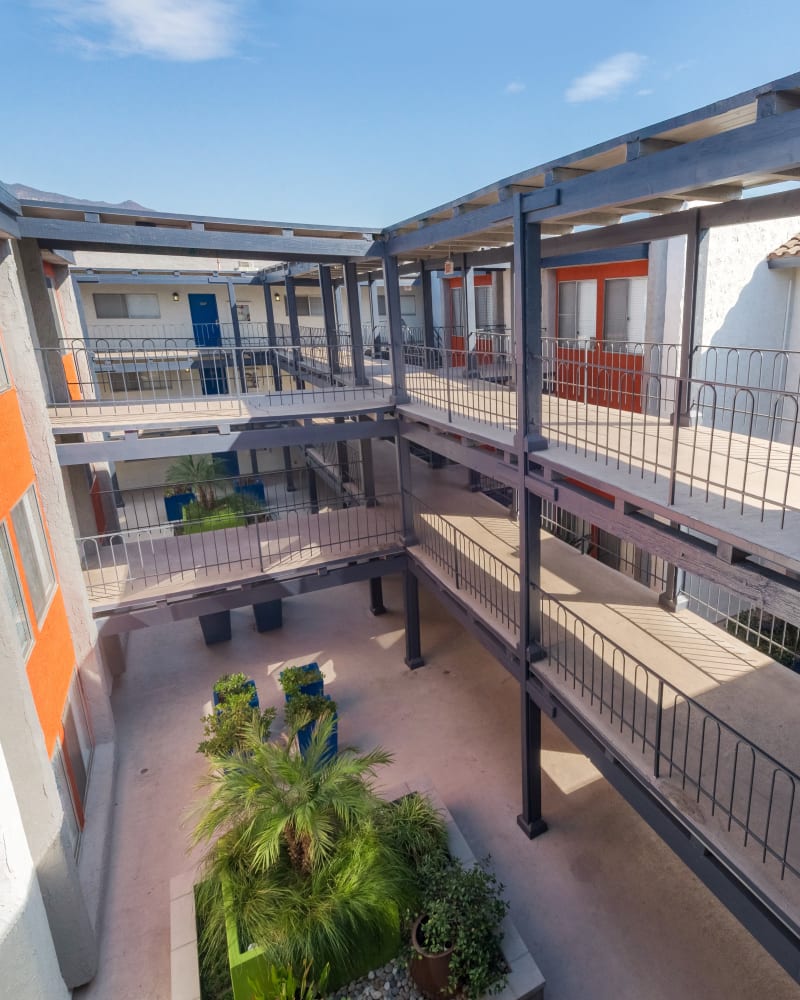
[199,610,232,645]
[253,598,283,633]
[409,916,455,999]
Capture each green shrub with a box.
[284,693,336,733]
[279,664,324,699]
[375,792,448,870]
[198,675,276,759]
[412,854,509,1000]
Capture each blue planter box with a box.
[234,481,266,505]
[281,661,324,702]
[213,678,259,710]
[164,491,196,522]
[297,695,338,762]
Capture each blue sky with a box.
[2,1,800,227]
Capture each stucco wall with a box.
[0,743,70,1000]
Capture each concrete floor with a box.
[77,575,798,1000]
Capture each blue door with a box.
[189,293,228,394]
[189,294,222,347]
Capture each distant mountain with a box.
[5,183,149,211]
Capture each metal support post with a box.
[263,279,283,391]
[403,568,425,669]
[360,416,377,508]
[319,264,341,380]
[283,446,296,492]
[307,466,319,514]
[673,209,706,426]
[382,251,409,403]
[284,275,304,389]
[369,576,386,615]
[514,196,548,839]
[468,467,481,492]
[421,261,437,368]
[395,435,416,544]
[344,261,368,385]
[226,279,248,394]
[334,417,351,483]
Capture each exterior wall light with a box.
[273,292,281,302]
[172,292,180,302]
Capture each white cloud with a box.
[43,0,244,61]
[565,52,646,103]
[637,88,653,97]
[505,81,525,95]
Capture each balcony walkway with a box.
[396,369,800,571]
[80,498,403,612]
[391,449,800,944]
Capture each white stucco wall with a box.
[0,744,69,1000]
[698,217,800,351]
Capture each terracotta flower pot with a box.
[409,915,456,999]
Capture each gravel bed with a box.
[328,961,425,1000]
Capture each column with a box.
[319,264,341,379]
[403,569,424,669]
[284,275,304,390]
[382,252,409,403]
[369,577,387,616]
[226,280,248,394]
[513,195,548,839]
[421,262,438,369]
[344,261,368,385]
[262,280,283,391]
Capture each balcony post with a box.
[514,195,548,839]
[262,279,283,391]
[284,274,304,389]
[344,262,368,386]
[421,261,437,368]
[369,576,386,615]
[403,568,425,669]
[225,279,248,394]
[319,264,341,380]
[382,251,409,404]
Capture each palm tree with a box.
[166,454,227,511]
[192,719,421,985]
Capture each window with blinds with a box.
[0,523,32,656]
[557,279,597,341]
[11,486,56,626]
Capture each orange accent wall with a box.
[0,381,77,756]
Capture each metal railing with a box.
[403,345,516,433]
[95,461,364,533]
[408,493,520,635]
[77,492,402,604]
[536,585,800,887]
[40,338,392,415]
[540,338,800,531]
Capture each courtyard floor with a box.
[76,575,798,1000]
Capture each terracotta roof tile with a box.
[769,233,800,259]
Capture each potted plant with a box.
[285,692,337,761]
[409,854,509,1000]
[163,482,196,522]
[198,674,275,758]
[212,672,259,710]
[234,475,267,506]
[279,663,324,701]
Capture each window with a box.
[52,673,94,857]
[557,279,597,340]
[603,277,647,344]
[236,302,252,322]
[377,294,387,317]
[475,286,493,329]
[11,486,56,626]
[295,295,323,317]
[107,370,169,393]
[93,292,161,320]
[400,295,417,316]
[0,524,32,655]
